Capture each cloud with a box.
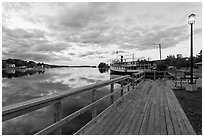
[2,26,74,63]
[117,25,202,50]
[2,2,202,65]
[33,41,71,52]
[3,52,72,64]
[2,27,45,39]
[48,3,118,30]
[78,51,109,58]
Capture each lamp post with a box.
[188,13,196,84]
[153,43,162,61]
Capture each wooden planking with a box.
[129,81,154,135]
[165,86,181,134]
[165,85,189,135]
[158,80,167,135]
[87,80,148,135]
[153,81,160,135]
[166,81,196,135]
[75,83,137,135]
[121,80,152,134]
[83,83,143,135]
[145,83,156,135]
[113,81,152,135]
[82,80,196,135]
[101,81,148,135]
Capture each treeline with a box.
[98,62,110,69]
[156,50,202,71]
[164,50,202,68]
[2,58,97,69]
[2,59,49,68]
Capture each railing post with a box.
[143,72,145,80]
[54,101,62,134]
[91,89,97,119]
[135,75,138,85]
[121,81,124,96]
[154,71,156,80]
[127,78,130,91]
[110,84,114,104]
[164,71,166,80]
[132,75,135,89]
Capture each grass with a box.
[168,68,202,78]
[172,87,202,135]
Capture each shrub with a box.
[156,62,168,71]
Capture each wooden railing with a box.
[2,71,145,135]
[144,71,172,80]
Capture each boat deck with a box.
[77,79,196,135]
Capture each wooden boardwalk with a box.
[77,79,196,135]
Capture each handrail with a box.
[2,75,129,121]
[35,82,133,135]
[2,72,145,135]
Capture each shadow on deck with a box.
[76,79,196,135]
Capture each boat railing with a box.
[2,71,145,135]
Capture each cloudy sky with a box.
[2,2,202,65]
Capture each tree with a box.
[195,50,202,63]
[165,55,176,66]
[98,62,109,68]
[156,62,168,71]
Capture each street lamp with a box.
[188,13,196,84]
[153,43,162,61]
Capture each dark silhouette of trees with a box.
[156,62,168,71]
[195,50,202,63]
[98,62,109,68]
[164,50,201,69]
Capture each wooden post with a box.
[127,79,130,91]
[132,75,135,89]
[121,81,124,96]
[91,89,97,119]
[110,84,114,104]
[164,71,166,80]
[54,101,62,134]
[154,71,156,80]
[144,72,146,80]
[135,75,138,85]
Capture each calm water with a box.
[2,67,116,135]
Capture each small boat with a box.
[110,55,157,75]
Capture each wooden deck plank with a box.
[154,81,161,135]
[128,81,153,135]
[106,81,151,135]
[104,90,144,134]
[118,81,153,134]
[86,82,146,135]
[166,81,196,135]
[146,83,156,135]
[136,82,154,135]
[113,81,151,134]
[162,81,175,135]
[166,85,189,135]
[82,80,196,135]
[165,86,182,135]
[158,80,167,135]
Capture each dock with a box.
[2,71,196,135]
[76,80,196,135]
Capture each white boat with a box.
[110,56,156,75]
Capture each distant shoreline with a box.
[2,66,97,70]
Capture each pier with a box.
[2,71,196,135]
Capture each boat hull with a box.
[110,68,142,75]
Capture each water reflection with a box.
[2,67,110,135]
[98,68,109,73]
[2,69,45,79]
